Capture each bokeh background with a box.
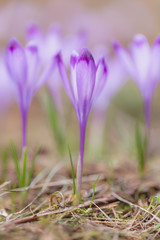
[1,0,160,172]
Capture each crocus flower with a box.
[56,48,107,192]
[114,34,160,130]
[27,23,86,112]
[27,23,62,65]
[90,56,128,153]
[6,39,54,151]
[95,56,128,113]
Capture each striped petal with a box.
[76,49,96,121]
[76,48,96,107]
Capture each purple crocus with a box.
[56,48,107,192]
[95,56,128,113]
[6,39,54,151]
[89,56,128,153]
[27,24,86,113]
[114,34,160,130]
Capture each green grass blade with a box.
[1,148,9,181]
[68,145,76,195]
[47,92,65,155]
[27,146,41,186]
[90,175,101,208]
[10,142,21,185]
[21,147,27,187]
[135,124,146,176]
[148,196,160,211]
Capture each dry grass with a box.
[0,161,160,240]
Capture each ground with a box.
[1,86,160,240]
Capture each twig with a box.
[10,174,106,192]
[6,163,63,222]
[0,181,10,190]
[128,209,140,229]
[112,192,160,223]
[91,201,113,222]
[1,196,115,228]
[30,168,50,187]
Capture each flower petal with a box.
[26,23,43,42]
[44,26,62,62]
[129,34,150,83]
[150,35,160,82]
[56,52,74,103]
[25,43,39,87]
[76,48,96,106]
[70,51,78,101]
[113,41,134,78]
[95,57,128,112]
[62,30,87,65]
[92,57,107,104]
[6,39,27,85]
[34,56,56,95]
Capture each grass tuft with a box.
[135,123,147,177]
[68,145,76,195]
[90,175,100,208]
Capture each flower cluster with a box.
[1,23,160,193]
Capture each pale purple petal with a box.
[76,48,96,107]
[95,57,128,112]
[0,57,15,114]
[25,43,39,87]
[26,23,43,42]
[70,51,78,101]
[27,24,62,64]
[113,41,134,78]
[6,39,27,85]
[92,57,107,104]
[150,35,160,83]
[56,52,74,103]
[129,34,150,84]
[34,56,56,95]
[44,26,62,63]
[62,30,87,66]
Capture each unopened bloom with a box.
[56,48,107,192]
[6,39,54,150]
[114,34,160,129]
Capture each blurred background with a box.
[1,0,160,172]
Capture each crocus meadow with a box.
[1,22,160,195]
[56,48,107,192]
